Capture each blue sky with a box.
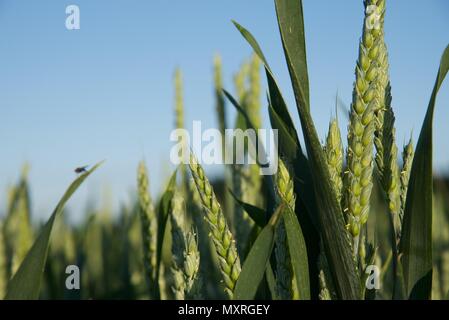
[0,1,448,222]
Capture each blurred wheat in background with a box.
[1,0,448,300]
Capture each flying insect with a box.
[74,165,88,174]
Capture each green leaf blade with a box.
[233,205,283,300]
[228,188,266,228]
[273,0,360,299]
[5,162,103,300]
[400,44,449,299]
[284,206,310,299]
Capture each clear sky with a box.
[0,1,448,222]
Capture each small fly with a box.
[74,165,89,174]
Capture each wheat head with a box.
[137,161,158,297]
[188,154,241,298]
[345,0,385,238]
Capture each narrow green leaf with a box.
[268,104,298,162]
[232,20,318,220]
[233,20,304,158]
[223,90,259,137]
[232,11,324,299]
[283,205,310,299]
[275,1,310,110]
[5,162,103,300]
[232,21,271,69]
[268,103,319,228]
[400,44,449,299]
[228,188,266,228]
[265,262,278,300]
[394,257,407,300]
[273,0,360,299]
[233,205,283,300]
[223,89,277,216]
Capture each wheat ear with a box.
[188,154,241,298]
[370,1,401,225]
[174,68,184,130]
[345,0,385,240]
[170,194,202,299]
[137,161,158,297]
[373,0,387,168]
[325,118,344,204]
[318,246,337,300]
[214,54,226,138]
[398,138,414,235]
[275,160,296,299]
[246,54,263,208]
[320,118,344,299]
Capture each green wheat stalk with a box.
[247,54,262,130]
[137,161,158,298]
[325,118,344,204]
[398,138,414,235]
[246,54,263,209]
[373,0,387,167]
[319,118,344,300]
[187,177,224,298]
[234,60,249,105]
[174,68,184,130]
[380,101,401,229]
[5,166,34,276]
[214,54,227,139]
[189,153,241,298]
[275,160,296,300]
[170,194,202,299]
[371,1,401,231]
[318,247,337,300]
[232,59,257,255]
[345,0,385,245]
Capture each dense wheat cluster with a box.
[0,0,448,300]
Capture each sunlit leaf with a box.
[5,161,103,300]
[400,44,449,300]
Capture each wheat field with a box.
[1,0,449,300]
